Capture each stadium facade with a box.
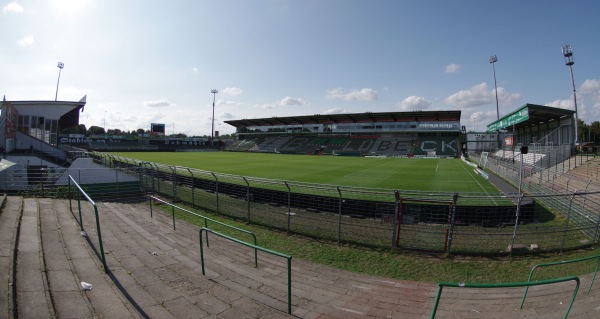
[224,111,464,157]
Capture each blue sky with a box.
[2,0,599,136]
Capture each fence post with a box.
[337,186,342,243]
[186,168,195,207]
[446,193,458,255]
[211,172,219,213]
[392,191,400,248]
[171,166,177,199]
[510,194,524,256]
[284,181,291,232]
[561,192,577,253]
[243,177,250,223]
[583,180,592,209]
[115,169,120,201]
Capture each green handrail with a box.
[68,176,108,273]
[199,227,292,315]
[521,254,600,308]
[149,196,258,266]
[431,276,580,319]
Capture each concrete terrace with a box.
[1,196,599,318]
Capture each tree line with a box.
[60,124,235,139]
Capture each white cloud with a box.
[546,99,576,111]
[495,87,521,106]
[466,110,498,131]
[397,96,432,111]
[219,100,243,107]
[323,107,345,115]
[222,87,243,96]
[278,96,305,106]
[143,100,173,107]
[326,88,378,102]
[580,79,600,96]
[580,79,600,113]
[17,35,34,47]
[445,82,520,109]
[192,67,198,73]
[219,112,235,119]
[3,1,24,14]
[445,63,460,74]
[55,86,89,101]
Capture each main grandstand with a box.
[224,111,464,157]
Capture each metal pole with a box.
[55,62,64,101]
[211,89,218,146]
[490,55,501,154]
[562,45,578,146]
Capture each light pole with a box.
[489,55,500,121]
[55,62,64,101]
[489,55,502,154]
[211,89,218,146]
[104,110,107,138]
[562,45,579,146]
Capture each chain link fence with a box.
[2,151,599,255]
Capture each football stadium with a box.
[1,98,599,317]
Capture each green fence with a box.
[199,227,293,314]
[521,254,600,308]
[430,276,581,319]
[67,175,107,272]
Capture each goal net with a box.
[479,151,489,169]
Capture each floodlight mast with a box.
[562,45,578,145]
[489,55,500,121]
[55,62,64,101]
[211,89,218,146]
[489,55,501,152]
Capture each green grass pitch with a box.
[109,152,499,193]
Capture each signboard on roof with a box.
[487,106,529,131]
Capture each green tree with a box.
[591,121,600,143]
[88,125,105,135]
[107,129,122,136]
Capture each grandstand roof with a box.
[487,103,575,132]
[224,110,461,128]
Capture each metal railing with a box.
[521,254,600,307]
[149,196,258,265]
[199,227,292,314]
[67,175,107,272]
[430,276,581,319]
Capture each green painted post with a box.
[93,205,108,273]
[172,205,176,230]
[199,229,205,275]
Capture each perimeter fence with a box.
[471,151,600,243]
[2,151,600,255]
[73,152,599,255]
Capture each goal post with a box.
[479,151,489,169]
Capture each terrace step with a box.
[86,200,292,318]
[16,198,55,318]
[99,201,436,318]
[39,198,140,318]
[0,196,21,319]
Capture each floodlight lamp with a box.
[57,62,64,69]
[561,45,573,57]
[211,89,218,94]
[562,45,574,66]
[489,55,498,64]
